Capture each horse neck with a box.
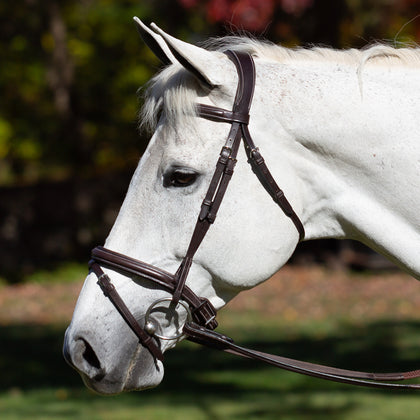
[257,59,420,268]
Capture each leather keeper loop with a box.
[197,104,250,124]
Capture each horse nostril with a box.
[81,338,101,370]
[64,332,106,382]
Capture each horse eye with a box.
[163,168,198,188]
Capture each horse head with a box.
[63,18,303,394]
[62,16,420,393]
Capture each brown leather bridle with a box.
[89,50,420,390]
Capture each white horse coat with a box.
[63,19,420,394]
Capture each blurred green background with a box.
[1,1,420,419]
[1,0,419,282]
[2,0,419,187]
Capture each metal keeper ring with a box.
[144,298,192,340]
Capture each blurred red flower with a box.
[207,0,275,31]
[207,0,233,22]
[178,0,201,8]
[230,0,275,31]
[180,0,315,31]
[280,0,313,16]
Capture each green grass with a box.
[1,318,419,419]
[2,386,420,420]
[0,262,87,286]
[22,262,87,285]
[0,263,419,419]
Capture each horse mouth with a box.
[63,327,165,394]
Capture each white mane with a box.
[211,37,420,67]
[140,37,420,133]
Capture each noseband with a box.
[89,51,420,390]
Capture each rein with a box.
[89,50,420,390]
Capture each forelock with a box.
[139,64,205,134]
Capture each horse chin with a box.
[77,358,164,395]
[80,362,164,395]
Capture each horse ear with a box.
[133,17,176,65]
[150,23,227,88]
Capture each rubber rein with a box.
[89,50,420,390]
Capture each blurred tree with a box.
[0,0,418,186]
[1,0,419,281]
[1,0,159,185]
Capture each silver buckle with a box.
[144,298,192,341]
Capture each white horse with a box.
[63,18,420,394]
